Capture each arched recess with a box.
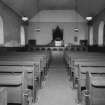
[98,21,104,46]
[103,24,105,46]
[20,26,25,46]
[0,16,4,45]
[89,26,93,45]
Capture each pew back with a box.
[85,72,105,105]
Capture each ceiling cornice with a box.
[94,7,105,21]
[1,0,22,17]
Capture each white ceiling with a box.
[1,0,38,18]
[1,0,105,19]
[30,10,86,22]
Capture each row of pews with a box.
[64,51,105,105]
[65,45,88,52]
[0,50,51,105]
[33,47,65,51]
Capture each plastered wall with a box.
[0,1,21,46]
[28,10,88,45]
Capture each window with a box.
[89,26,93,45]
[98,21,104,46]
[0,16,4,45]
[20,26,25,46]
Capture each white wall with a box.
[87,10,105,46]
[28,10,88,45]
[93,9,105,45]
[0,1,22,47]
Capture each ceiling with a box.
[1,0,105,19]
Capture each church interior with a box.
[0,0,105,105]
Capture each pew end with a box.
[85,72,105,105]
[0,87,7,105]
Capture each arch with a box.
[98,21,104,46]
[0,16,4,45]
[20,26,25,46]
[103,24,105,46]
[89,26,93,45]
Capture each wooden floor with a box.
[34,55,78,105]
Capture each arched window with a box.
[103,24,105,46]
[20,26,25,46]
[98,21,104,46]
[89,26,93,45]
[0,16,4,45]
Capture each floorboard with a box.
[34,55,78,105]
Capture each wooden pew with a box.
[71,60,105,88]
[0,66,37,97]
[77,66,105,103]
[63,51,105,75]
[0,71,30,105]
[0,51,50,87]
[0,61,39,103]
[69,55,105,71]
[0,87,7,105]
[0,52,49,80]
[82,72,105,105]
[0,51,50,104]
[0,51,50,85]
[0,51,51,70]
[64,51,105,65]
[64,51,105,104]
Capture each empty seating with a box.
[0,71,30,105]
[0,64,37,103]
[64,50,105,104]
[82,72,105,105]
[0,50,51,105]
[77,66,105,103]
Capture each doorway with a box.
[52,25,63,41]
[52,25,64,47]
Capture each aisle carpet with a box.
[34,55,78,105]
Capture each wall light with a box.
[35,28,40,32]
[74,28,79,32]
[86,17,93,21]
[22,17,28,21]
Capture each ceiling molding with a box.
[94,7,105,21]
[1,0,105,20]
[1,0,22,17]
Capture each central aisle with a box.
[35,53,77,105]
